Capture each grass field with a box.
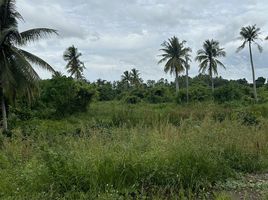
[1,102,268,199]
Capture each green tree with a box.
[158,36,188,93]
[0,0,57,131]
[256,77,266,88]
[130,68,142,87]
[237,25,263,102]
[63,45,85,80]
[195,39,226,92]
[121,70,132,88]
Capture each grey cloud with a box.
[16,0,268,82]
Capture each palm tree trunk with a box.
[209,66,214,93]
[175,71,179,93]
[186,67,189,104]
[211,74,214,93]
[0,87,7,132]
[249,42,258,102]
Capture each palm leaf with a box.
[19,49,55,73]
[17,28,58,45]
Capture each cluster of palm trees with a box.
[159,25,268,103]
[121,68,143,87]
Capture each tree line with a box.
[158,26,268,104]
[1,0,268,132]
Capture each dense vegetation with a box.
[1,102,268,199]
[1,0,268,199]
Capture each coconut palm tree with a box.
[237,25,263,102]
[195,40,226,92]
[130,68,142,87]
[158,36,187,93]
[121,70,132,88]
[0,0,57,131]
[184,46,192,104]
[63,45,85,80]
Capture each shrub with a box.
[213,84,243,103]
[124,95,141,104]
[40,77,96,117]
[176,86,211,104]
[236,111,260,126]
[146,87,172,104]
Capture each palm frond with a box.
[236,41,247,52]
[9,46,40,83]
[0,26,20,45]
[17,28,58,45]
[19,49,55,73]
[253,41,263,53]
[215,59,226,69]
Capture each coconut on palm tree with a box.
[0,0,57,131]
[158,36,188,93]
[195,39,226,92]
[237,25,263,102]
[63,45,85,80]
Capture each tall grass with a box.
[1,102,268,199]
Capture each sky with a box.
[17,0,268,82]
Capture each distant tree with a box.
[236,78,248,86]
[256,77,266,88]
[130,68,142,86]
[158,36,188,93]
[94,79,115,101]
[195,39,226,92]
[63,45,85,80]
[147,80,156,88]
[0,0,57,131]
[121,71,132,88]
[96,79,107,86]
[237,25,263,102]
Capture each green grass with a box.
[1,102,268,199]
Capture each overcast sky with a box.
[17,0,268,82]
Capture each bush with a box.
[146,87,172,104]
[236,111,260,126]
[124,95,141,104]
[214,84,243,103]
[176,86,211,104]
[39,77,96,117]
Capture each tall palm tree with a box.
[63,45,85,80]
[158,36,187,93]
[130,68,142,86]
[0,0,57,131]
[195,40,226,92]
[237,25,263,102]
[184,46,192,104]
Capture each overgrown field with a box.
[1,102,268,199]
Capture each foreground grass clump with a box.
[1,102,268,199]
